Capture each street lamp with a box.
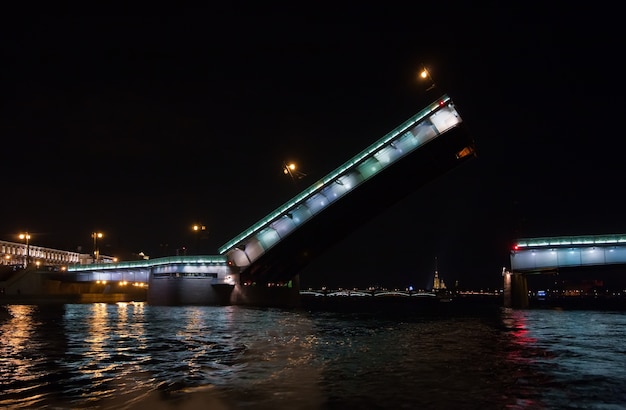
[19,233,30,267]
[192,224,207,254]
[419,64,436,91]
[283,162,307,184]
[92,232,103,263]
[192,224,206,232]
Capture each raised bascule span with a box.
[220,94,475,286]
[16,94,475,306]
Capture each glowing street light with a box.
[419,64,436,91]
[283,162,307,183]
[92,232,103,263]
[19,232,30,267]
[192,224,207,255]
[192,224,206,233]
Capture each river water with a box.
[1,300,625,409]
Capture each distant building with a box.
[0,239,115,267]
[433,270,446,290]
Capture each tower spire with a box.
[433,257,440,290]
[432,257,446,291]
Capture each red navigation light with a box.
[513,244,519,251]
[438,100,446,107]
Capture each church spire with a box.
[433,257,446,291]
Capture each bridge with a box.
[511,234,626,272]
[219,94,474,286]
[503,234,626,308]
[2,94,476,306]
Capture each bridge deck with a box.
[511,234,626,272]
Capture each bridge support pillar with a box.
[502,269,528,309]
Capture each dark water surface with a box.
[1,301,625,409]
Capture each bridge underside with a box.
[241,124,475,285]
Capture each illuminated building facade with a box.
[0,239,114,267]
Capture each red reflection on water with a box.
[501,309,548,409]
[505,310,538,364]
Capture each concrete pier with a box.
[502,269,528,309]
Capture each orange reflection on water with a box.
[0,305,37,382]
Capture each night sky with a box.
[2,5,624,290]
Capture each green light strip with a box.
[68,255,228,271]
[516,234,626,248]
[218,94,452,254]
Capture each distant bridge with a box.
[300,289,439,297]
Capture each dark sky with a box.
[2,5,624,290]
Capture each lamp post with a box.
[92,232,103,263]
[419,64,437,91]
[19,233,30,267]
[192,224,207,255]
[283,162,307,184]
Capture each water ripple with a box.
[1,303,626,408]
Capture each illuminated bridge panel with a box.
[65,255,233,284]
[511,235,626,272]
[219,94,469,268]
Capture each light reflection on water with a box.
[1,303,626,409]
